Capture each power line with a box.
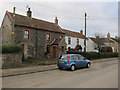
[23,2,84,18]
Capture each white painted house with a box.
[54,17,98,52]
[86,38,98,52]
[62,29,98,52]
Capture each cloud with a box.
[0,1,118,37]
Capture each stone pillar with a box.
[24,44,28,60]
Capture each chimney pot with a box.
[13,7,16,14]
[28,8,30,11]
[27,8,32,18]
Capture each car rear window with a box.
[59,55,69,60]
[71,55,79,60]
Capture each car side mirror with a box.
[84,58,86,60]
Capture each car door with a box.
[75,55,83,68]
[71,55,81,68]
[81,56,87,67]
[78,55,86,67]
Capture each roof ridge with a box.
[55,24,65,33]
[63,29,81,34]
[7,11,64,33]
[63,28,86,37]
[8,11,56,25]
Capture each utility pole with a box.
[84,13,87,52]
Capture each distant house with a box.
[62,29,85,51]
[87,37,98,52]
[1,8,66,59]
[118,37,120,56]
[62,29,98,52]
[107,33,119,52]
[89,33,119,52]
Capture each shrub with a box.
[67,51,118,60]
[1,44,23,53]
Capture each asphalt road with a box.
[2,58,118,88]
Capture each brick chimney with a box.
[80,30,83,34]
[96,36,99,39]
[55,17,58,25]
[115,35,118,39]
[27,8,32,18]
[107,33,110,38]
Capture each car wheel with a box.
[70,65,75,71]
[87,63,90,68]
[58,67,62,70]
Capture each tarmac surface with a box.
[2,58,117,77]
[2,58,118,88]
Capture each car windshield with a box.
[59,55,69,60]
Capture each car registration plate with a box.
[60,61,64,63]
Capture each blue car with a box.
[57,54,91,71]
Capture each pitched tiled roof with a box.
[89,37,114,45]
[52,38,62,45]
[111,38,119,42]
[62,29,86,39]
[7,11,65,33]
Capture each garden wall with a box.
[2,53,22,69]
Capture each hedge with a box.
[67,51,118,60]
[1,44,23,53]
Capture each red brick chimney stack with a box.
[115,35,118,39]
[27,8,32,17]
[55,17,58,25]
[80,30,83,34]
[107,32,110,38]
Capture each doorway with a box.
[53,46,57,58]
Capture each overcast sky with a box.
[0,0,119,37]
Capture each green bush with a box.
[67,51,118,60]
[1,44,23,53]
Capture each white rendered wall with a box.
[65,36,98,52]
[86,38,98,52]
[65,36,84,51]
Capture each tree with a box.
[94,33,105,38]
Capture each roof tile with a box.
[62,29,86,39]
[8,11,64,33]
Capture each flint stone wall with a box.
[2,53,22,69]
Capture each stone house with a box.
[107,33,118,52]
[1,8,66,59]
[89,33,119,52]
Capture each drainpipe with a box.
[12,7,16,43]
